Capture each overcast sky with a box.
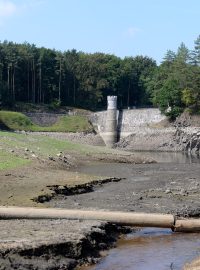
[0,0,200,63]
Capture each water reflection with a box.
[133,151,200,164]
[85,228,200,270]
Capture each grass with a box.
[0,130,111,157]
[0,111,93,132]
[0,150,30,170]
[0,130,134,171]
[0,131,93,171]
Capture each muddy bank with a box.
[33,177,124,203]
[0,219,130,270]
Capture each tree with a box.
[190,35,200,66]
[176,42,189,63]
[162,50,176,64]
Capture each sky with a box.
[0,0,200,64]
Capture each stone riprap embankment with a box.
[90,108,166,136]
[25,113,66,126]
[174,128,200,156]
[116,126,200,156]
[116,127,177,151]
[91,109,200,156]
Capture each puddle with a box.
[82,228,200,270]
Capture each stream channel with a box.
[49,152,200,270]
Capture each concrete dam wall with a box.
[90,108,167,138]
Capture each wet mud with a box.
[47,157,200,218]
[33,177,124,203]
[0,219,130,270]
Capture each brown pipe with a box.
[173,219,200,232]
[0,206,175,228]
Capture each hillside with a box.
[0,110,93,133]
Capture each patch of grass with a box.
[0,111,93,132]
[0,130,136,171]
[0,130,127,160]
[45,115,93,132]
[0,131,94,170]
[0,150,30,170]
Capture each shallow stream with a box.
[81,227,200,270]
[73,152,200,270]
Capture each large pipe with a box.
[2,207,200,232]
[173,219,200,232]
[0,206,174,228]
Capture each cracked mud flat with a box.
[47,157,200,218]
[45,154,200,270]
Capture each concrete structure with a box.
[90,107,167,139]
[103,96,118,147]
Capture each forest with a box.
[0,35,200,117]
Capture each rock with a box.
[165,189,171,194]
[48,156,55,161]
[180,189,188,196]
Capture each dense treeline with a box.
[146,35,200,119]
[0,41,156,110]
[1,36,200,116]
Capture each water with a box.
[131,151,200,164]
[83,228,200,270]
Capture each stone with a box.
[165,189,171,194]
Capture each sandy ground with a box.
[0,161,110,207]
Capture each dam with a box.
[90,97,167,146]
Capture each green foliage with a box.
[1,36,200,115]
[146,35,200,118]
[0,111,93,132]
[182,88,196,106]
[0,41,156,110]
[48,99,61,110]
[0,81,14,107]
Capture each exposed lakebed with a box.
[45,151,200,270]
